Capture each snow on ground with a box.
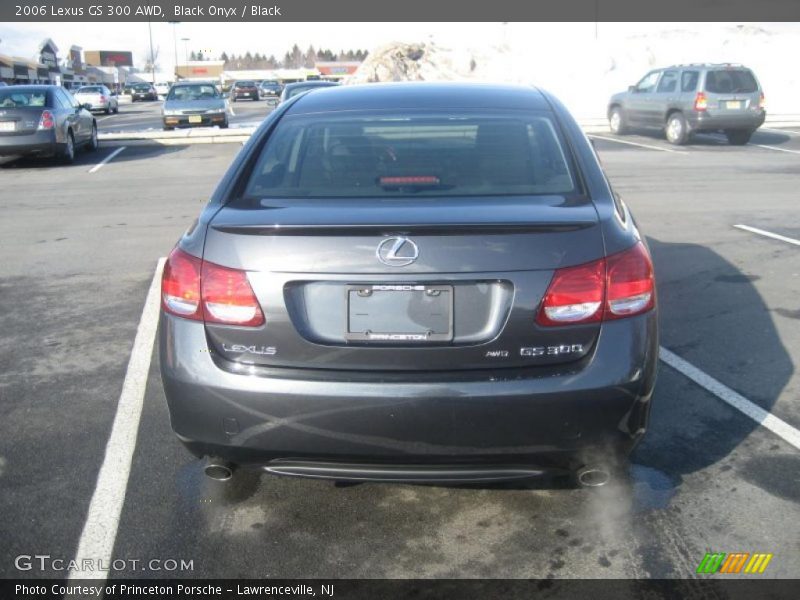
[348,23,800,120]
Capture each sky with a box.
[1,21,797,74]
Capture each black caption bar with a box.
[3,0,800,22]
[3,579,800,600]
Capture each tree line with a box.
[188,45,369,69]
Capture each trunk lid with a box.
[202,197,606,372]
[0,108,44,136]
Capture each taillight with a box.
[201,261,264,326]
[605,242,655,319]
[99,95,107,102]
[161,247,264,327]
[37,110,55,130]
[536,242,655,327]
[694,92,708,112]
[162,248,202,320]
[758,92,766,110]
[536,259,605,326]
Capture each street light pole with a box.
[181,38,191,64]
[169,21,179,80]
[147,19,156,84]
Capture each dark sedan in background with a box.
[129,82,158,102]
[0,85,98,163]
[160,83,659,489]
[230,80,260,102]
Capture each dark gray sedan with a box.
[159,83,658,489]
[0,85,98,163]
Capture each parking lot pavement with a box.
[0,143,241,578]
[95,99,271,133]
[0,137,798,579]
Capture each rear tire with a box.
[86,124,98,152]
[665,112,689,145]
[105,107,111,115]
[59,131,75,164]
[725,129,752,145]
[609,106,629,135]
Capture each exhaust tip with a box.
[204,459,234,481]
[576,466,610,488]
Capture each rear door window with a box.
[704,69,758,94]
[240,111,579,202]
[681,71,699,92]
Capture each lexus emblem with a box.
[376,236,419,267]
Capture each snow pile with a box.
[348,24,800,120]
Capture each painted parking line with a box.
[88,146,126,173]
[733,224,800,247]
[69,258,165,581]
[587,134,684,153]
[660,347,800,451]
[752,144,800,155]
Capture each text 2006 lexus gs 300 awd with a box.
[159,83,658,487]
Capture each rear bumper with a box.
[159,310,658,478]
[0,130,57,156]
[163,114,227,128]
[687,109,766,131]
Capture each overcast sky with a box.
[1,22,797,73]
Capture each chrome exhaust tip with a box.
[204,458,235,481]
[576,466,610,487]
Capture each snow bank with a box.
[348,24,800,119]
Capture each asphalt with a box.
[0,126,798,580]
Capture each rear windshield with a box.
[78,86,103,93]
[0,89,48,107]
[241,111,578,202]
[167,85,219,100]
[132,83,151,90]
[236,81,256,87]
[705,69,758,94]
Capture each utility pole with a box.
[147,19,156,84]
[181,38,191,64]
[169,21,179,80]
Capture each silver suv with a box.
[608,64,766,145]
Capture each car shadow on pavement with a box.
[633,236,795,497]
[617,127,792,147]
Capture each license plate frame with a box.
[724,100,743,110]
[0,121,15,132]
[345,284,454,343]
[188,115,202,124]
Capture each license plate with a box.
[0,121,15,132]
[188,115,202,124]
[724,100,743,110]
[346,284,453,343]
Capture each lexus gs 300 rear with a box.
[159,83,658,487]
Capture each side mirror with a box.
[628,85,637,93]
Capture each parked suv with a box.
[159,83,659,488]
[608,64,765,145]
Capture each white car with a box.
[73,85,119,114]
[154,82,171,98]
